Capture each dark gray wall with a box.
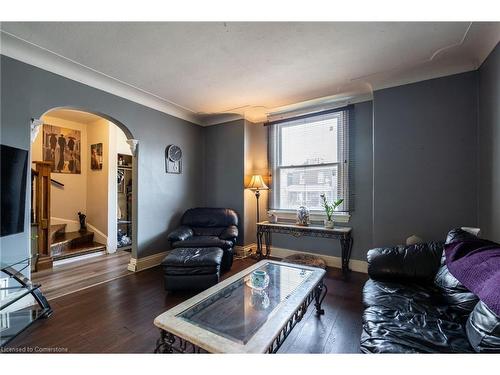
[203,119,245,245]
[0,54,488,269]
[478,43,500,243]
[270,101,374,261]
[0,55,205,263]
[373,71,478,246]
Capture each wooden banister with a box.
[32,161,53,271]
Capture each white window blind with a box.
[268,106,352,213]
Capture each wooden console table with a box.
[256,221,353,276]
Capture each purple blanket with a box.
[445,238,500,315]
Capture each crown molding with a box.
[0,31,203,126]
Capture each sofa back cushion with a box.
[192,226,226,236]
[181,207,238,228]
[466,301,500,352]
[367,242,443,282]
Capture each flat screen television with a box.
[1,144,28,237]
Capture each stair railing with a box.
[31,161,53,271]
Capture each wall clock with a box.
[165,144,182,174]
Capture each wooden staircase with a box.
[50,224,106,262]
[32,161,107,269]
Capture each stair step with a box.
[50,224,67,241]
[50,230,95,256]
[52,242,106,262]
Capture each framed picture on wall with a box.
[90,143,103,170]
[42,124,81,174]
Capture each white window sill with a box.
[268,209,351,224]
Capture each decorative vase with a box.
[267,211,278,224]
[78,211,87,232]
[324,219,334,229]
[296,206,310,226]
[250,270,269,289]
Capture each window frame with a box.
[268,106,351,219]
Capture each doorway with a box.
[29,108,138,299]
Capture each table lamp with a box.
[247,174,268,224]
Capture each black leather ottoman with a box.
[161,247,223,292]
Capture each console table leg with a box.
[314,281,327,316]
[256,230,264,259]
[340,235,353,278]
[264,230,271,258]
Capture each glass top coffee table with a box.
[153,260,327,353]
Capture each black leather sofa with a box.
[167,207,239,271]
[361,229,500,353]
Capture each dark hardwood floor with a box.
[8,258,367,353]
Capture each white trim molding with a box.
[126,139,139,156]
[247,243,367,273]
[30,118,43,144]
[127,251,168,272]
[0,31,202,125]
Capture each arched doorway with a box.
[30,107,138,299]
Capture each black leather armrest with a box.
[167,226,194,242]
[466,301,500,353]
[220,225,238,242]
[367,242,443,282]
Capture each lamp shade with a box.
[247,175,268,190]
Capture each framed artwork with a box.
[91,143,103,170]
[42,124,81,174]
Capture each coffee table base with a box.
[154,281,327,354]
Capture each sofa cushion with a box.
[191,226,226,237]
[361,278,474,353]
[361,304,473,353]
[466,301,500,353]
[363,279,462,322]
[172,236,234,250]
[367,242,443,282]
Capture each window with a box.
[268,106,351,213]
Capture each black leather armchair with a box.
[167,208,239,271]
[361,229,500,353]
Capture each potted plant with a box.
[320,194,343,229]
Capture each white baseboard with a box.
[247,243,368,273]
[127,251,168,272]
[126,246,368,274]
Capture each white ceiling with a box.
[1,22,499,124]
